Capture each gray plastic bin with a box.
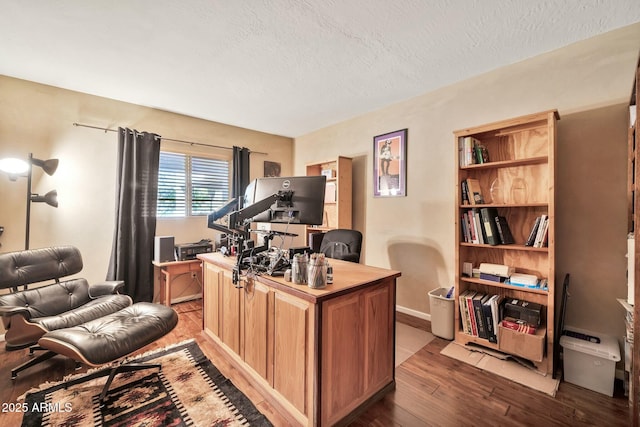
[428,287,454,340]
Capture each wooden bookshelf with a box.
[454,110,558,376]
[627,55,639,424]
[305,156,352,236]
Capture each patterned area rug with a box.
[19,340,272,426]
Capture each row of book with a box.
[458,136,489,167]
[459,290,503,343]
[459,291,541,343]
[461,207,514,245]
[525,215,549,247]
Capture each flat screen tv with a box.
[242,175,326,225]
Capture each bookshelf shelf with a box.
[460,277,549,295]
[459,203,548,209]
[460,156,548,170]
[460,242,549,252]
[454,110,558,376]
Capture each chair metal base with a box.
[10,346,81,380]
[62,362,162,402]
[11,348,56,380]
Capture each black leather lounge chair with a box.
[0,245,177,385]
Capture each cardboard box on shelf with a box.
[498,324,546,362]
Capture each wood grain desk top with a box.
[197,252,401,303]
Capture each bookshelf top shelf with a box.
[461,156,548,170]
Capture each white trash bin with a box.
[428,287,455,340]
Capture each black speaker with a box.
[154,236,175,263]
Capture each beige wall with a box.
[294,23,640,343]
[0,76,294,307]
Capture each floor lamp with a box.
[0,153,59,249]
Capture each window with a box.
[157,152,230,217]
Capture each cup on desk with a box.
[292,254,307,284]
[307,254,327,289]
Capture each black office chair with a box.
[317,229,363,263]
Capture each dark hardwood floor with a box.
[0,300,632,426]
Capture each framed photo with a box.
[263,161,281,177]
[373,129,407,197]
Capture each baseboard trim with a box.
[171,293,202,304]
[396,305,430,322]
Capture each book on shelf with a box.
[465,291,478,336]
[495,216,515,244]
[480,207,500,246]
[525,216,542,246]
[460,213,470,242]
[463,211,477,243]
[459,290,474,335]
[490,295,504,344]
[479,272,507,283]
[465,178,485,205]
[481,294,497,342]
[472,293,488,339]
[534,216,549,248]
[473,209,485,244]
[461,180,470,204]
[462,262,473,277]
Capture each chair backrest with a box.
[319,229,363,263]
[0,246,83,291]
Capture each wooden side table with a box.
[152,259,203,306]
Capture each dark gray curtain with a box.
[232,146,250,202]
[107,128,161,302]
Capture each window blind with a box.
[157,152,229,217]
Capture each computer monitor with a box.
[244,175,326,225]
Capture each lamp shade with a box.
[31,157,59,176]
[0,158,29,175]
[31,189,58,208]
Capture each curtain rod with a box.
[72,122,268,155]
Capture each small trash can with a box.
[428,287,455,340]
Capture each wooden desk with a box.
[152,259,203,306]
[198,252,400,426]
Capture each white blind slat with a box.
[157,152,229,218]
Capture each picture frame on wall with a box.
[263,160,281,177]
[373,129,407,197]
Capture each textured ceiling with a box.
[1,1,639,137]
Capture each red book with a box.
[501,317,536,335]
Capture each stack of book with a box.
[458,290,503,343]
[499,298,542,335]
[458,136,489,167]
[460,207,514,245]
[525,215,550,247]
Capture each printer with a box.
[175,239,213,261]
